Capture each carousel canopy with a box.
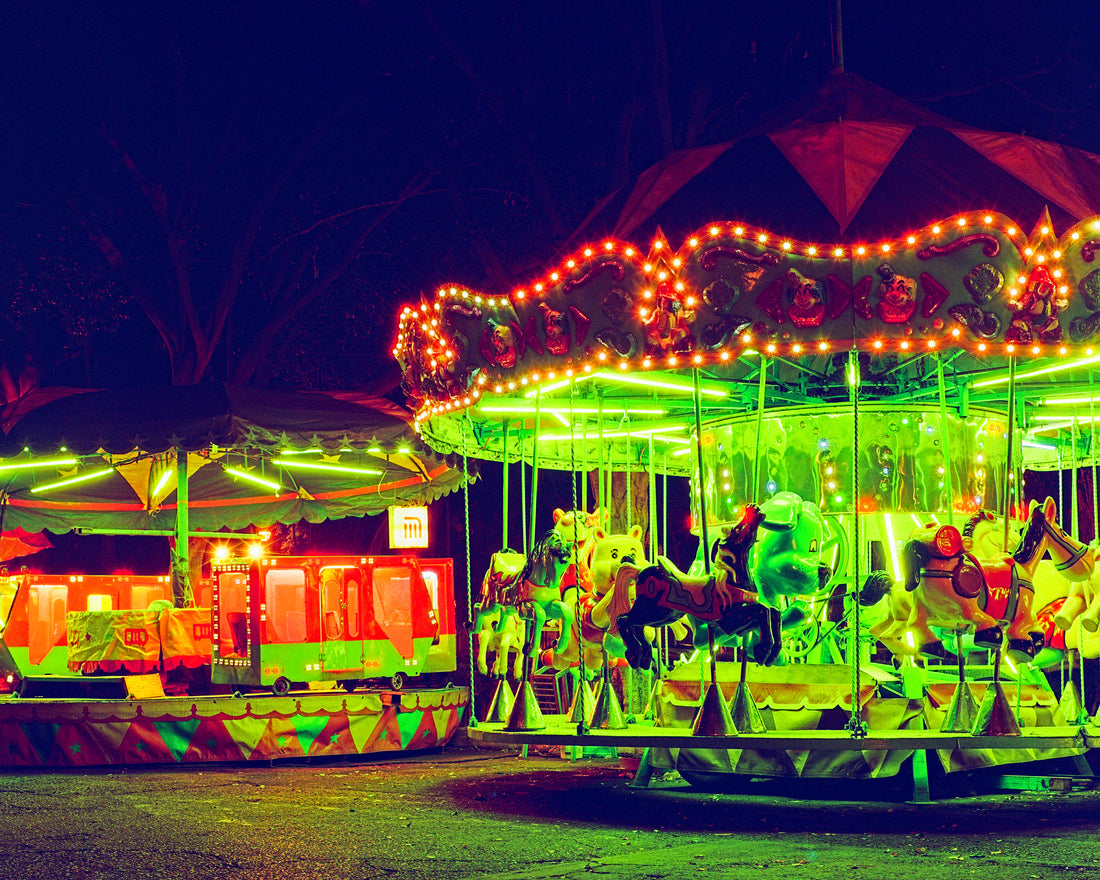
[578,71,1100,245]
[395,210,1100,480]
[0,383,470,535]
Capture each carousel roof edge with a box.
[394,212,1100,423]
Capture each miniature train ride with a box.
[392,210,1100,796]
[0,552,468,769]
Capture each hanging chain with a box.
[520,441,527,554]
[569,381,587,733]
[461,416,477,727]
[846,350,867,738]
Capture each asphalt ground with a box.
[1,742,1100,880]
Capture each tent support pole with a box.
[175,448,192,606]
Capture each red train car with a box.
[210,554,456,695]
[0,572,183,681]
[0,554,456,696]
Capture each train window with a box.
[216,573,249,658]
[264,569,307,643]
[421,569,440,613]
[87,593,113,611]
[320,569,343,640]
[0,578,17,634]
[130,585,166,609]
[373,565,413,657]
[193,581,212,607]
[346,578,361,639]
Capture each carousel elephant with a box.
[751,491,841,604]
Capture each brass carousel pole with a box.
[507,389,544,731]
[845,351,867,738]
[482,421,515,724]
[730,356,768,733]
[691,367,734,735]
[973,356,1021,736]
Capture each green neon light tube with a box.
[476,404,668,417]
[538,427,689,444]
[971,353,1100,389]
[151,469,174,496]
[589,371,728,397]
[523,370,727,399]
[0,457,78,473]
[1039,393,1100,406]
[224,466,282,492]
[29,467,115,494]
[273,459,382,476]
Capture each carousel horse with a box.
[613,505,782,670]
[878,497,1093,662]
[472,507,599,665]
[544,524,647,673]
[1030,538,1100,667]
[474,609,526,679]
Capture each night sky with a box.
[4,1,1098,394]
[3,1,1100,573]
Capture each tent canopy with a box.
[586,71,1100,246]
[0,383,469,536]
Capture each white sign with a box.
[389,506,429,548]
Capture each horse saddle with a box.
[480,552,527,602]
[652,563,719,618]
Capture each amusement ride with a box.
[393,206,1100,798]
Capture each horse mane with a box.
[961,510,994,542]
[606,563,642,635]
[1012,505,1046,564]
[523,528,570,583]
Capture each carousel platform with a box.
[467,662,1097,801]
[0,683,469,769]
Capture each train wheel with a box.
[271,676,292,697]
[390,671,406,690]
[340,680,360,693]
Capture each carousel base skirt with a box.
[0,685,469,769]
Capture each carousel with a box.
[393,207,1100,800]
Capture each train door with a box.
[215,571,250,661]
[0,576,19,634]
[27,582,68,668]
[318,566,362,675]
[371,563,414,662]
